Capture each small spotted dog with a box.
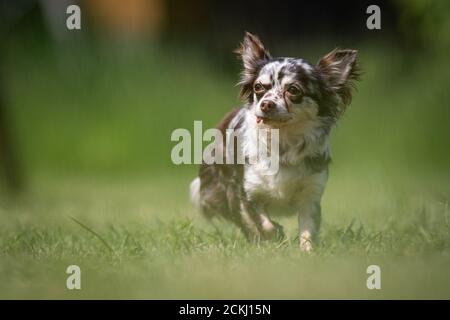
[190,32,360,251]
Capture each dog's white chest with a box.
[244,163,307,200]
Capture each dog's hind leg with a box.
[238,201,263,242]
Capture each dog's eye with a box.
[287,85,301,95]
[254,83,265,93]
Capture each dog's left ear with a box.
[235,32,272,101]
[317,49,360,105]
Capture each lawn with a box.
[0,41,449,299]
[1,170,449,299]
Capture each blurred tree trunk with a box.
[0,0,29,193]
[0,52,23,193]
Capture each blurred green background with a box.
[1,0,449,182]
[0,0,449,299]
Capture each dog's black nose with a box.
[260,100,275,113]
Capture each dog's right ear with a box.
[235,32,271,101]
[235,32,271,72]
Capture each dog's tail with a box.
[189,177,201,209]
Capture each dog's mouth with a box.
[256,116,265,124]
[256,115,291,125]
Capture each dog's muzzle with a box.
[256,100,291,124]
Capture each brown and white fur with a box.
[190,32,360,251]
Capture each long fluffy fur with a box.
[190,32,360,249]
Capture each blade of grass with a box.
[69,216,116,255]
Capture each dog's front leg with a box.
[297,201,321,252]
[239,201,285,242]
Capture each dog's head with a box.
[235,32,360,128]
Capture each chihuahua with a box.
[190,32,360,251]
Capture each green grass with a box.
[0,171,449,299]
[0,41,449,299]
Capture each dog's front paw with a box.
[261,220,285,242]
[299,231,313,252]
[300,239,313,252]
